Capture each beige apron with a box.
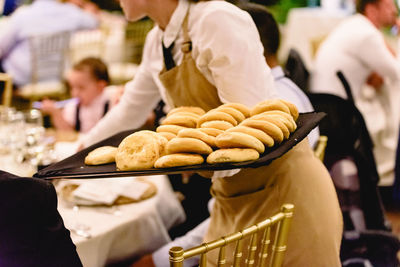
[159,10,343,267]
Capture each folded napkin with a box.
[60,177,153,206]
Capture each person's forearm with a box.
[50,109,74,132]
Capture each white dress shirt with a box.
[310,14,400,99]
[81,0,276,147]
[0,0,98,86]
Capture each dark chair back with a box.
[284,48,310,93]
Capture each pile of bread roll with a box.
[84,99,299,170]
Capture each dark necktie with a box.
[162,41,176,71]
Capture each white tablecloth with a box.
[57,175,186,267]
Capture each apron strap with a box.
[75,104,81,132]
[162,42,176,71]
[181,9,192,54]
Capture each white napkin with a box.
[67,178,150,205]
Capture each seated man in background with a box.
[40,57,117,133]
[0,0,99,87]
[310,0,400,186]
[0,170,82,267]
[132,3,325,267]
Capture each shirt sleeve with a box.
[66,4,99,30]
[80,63,161,147]
[193,6,277,107]
[355,31,400,83]
[62,102,77,129]
[0,14,19,58]
[152,218,210,267]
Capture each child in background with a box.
[40,57,114,133]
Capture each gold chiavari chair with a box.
[313,135,328,162]
[169,203,294,267]
[0,72,13,107]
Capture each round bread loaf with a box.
[251,116,290,139]
[279,99,299,121]
[166,111,200,119]
[240,118,284,143]
[226,126,274,147]
[154,153,204,168]
[84,146,117,165]
[197,111,237,128]
[198,127,224,137]
[167,137,213,155]
[177,128,216,147]
[116,130,163,170]
[156,124,187,135]
[219,103,251,118]
[215,106,246,123]
[206,148,259,164]
[167,106,206,116]
[216,132,265,153]
[158,131,176,141]
[161,114,198,128]
[199,120,234,131]
[257,110,297,132]
[251,99,291,116]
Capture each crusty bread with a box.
[167,137,213,155]
[156,124,187,135]
[226,126,274,147]
[215,106,246,123]
[197,111,237,128]
[215,131,265,153]
[198,127,224,137]
[206,148,259,164]
[240,118,284,143]
[167,106,206,116]
[279,99,299,121]
[199,120,234,131]
[250,99,291,116]
[115,130,164,171]
[84,146,117,165]
[161,113,198,128]
[154,153,204,168]
[177,128,216,147]
[219,103,251,118]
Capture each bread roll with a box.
[219,103,251,118]
[251,116,290,139]
[197,111,237,127]
[156,124,186,135]
[240,118,284,143]
[256,110,297,132]
[199,120,234,131]
[167,106,206,116]
[167,137,213,155]
[216,132,265,153]
[215,106,246,123]
[198,127,224,137]
[154,153,204,168]
[166,111,200,119]
[84,146,117,165]
[161,114,198,128]
[177,128,216,147]
[279,99,299,121]
[207,148,259,164]
[226,126,274,147]
[158,131,176,141]
[116,130,162,171]
[251,99,291,116]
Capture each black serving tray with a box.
[34,112,325,180]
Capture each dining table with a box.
[55,174,186,267]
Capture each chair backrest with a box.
[69,30,105,65]
[284,48,310,93]
[314,135,328,162]
[307,93,388,231]
[0,73,12,107]
[169,204,294,267]
[29,31,71,84]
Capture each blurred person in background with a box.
[0,0,99,87]
[39,57,116,133]
[311,0,400,189]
